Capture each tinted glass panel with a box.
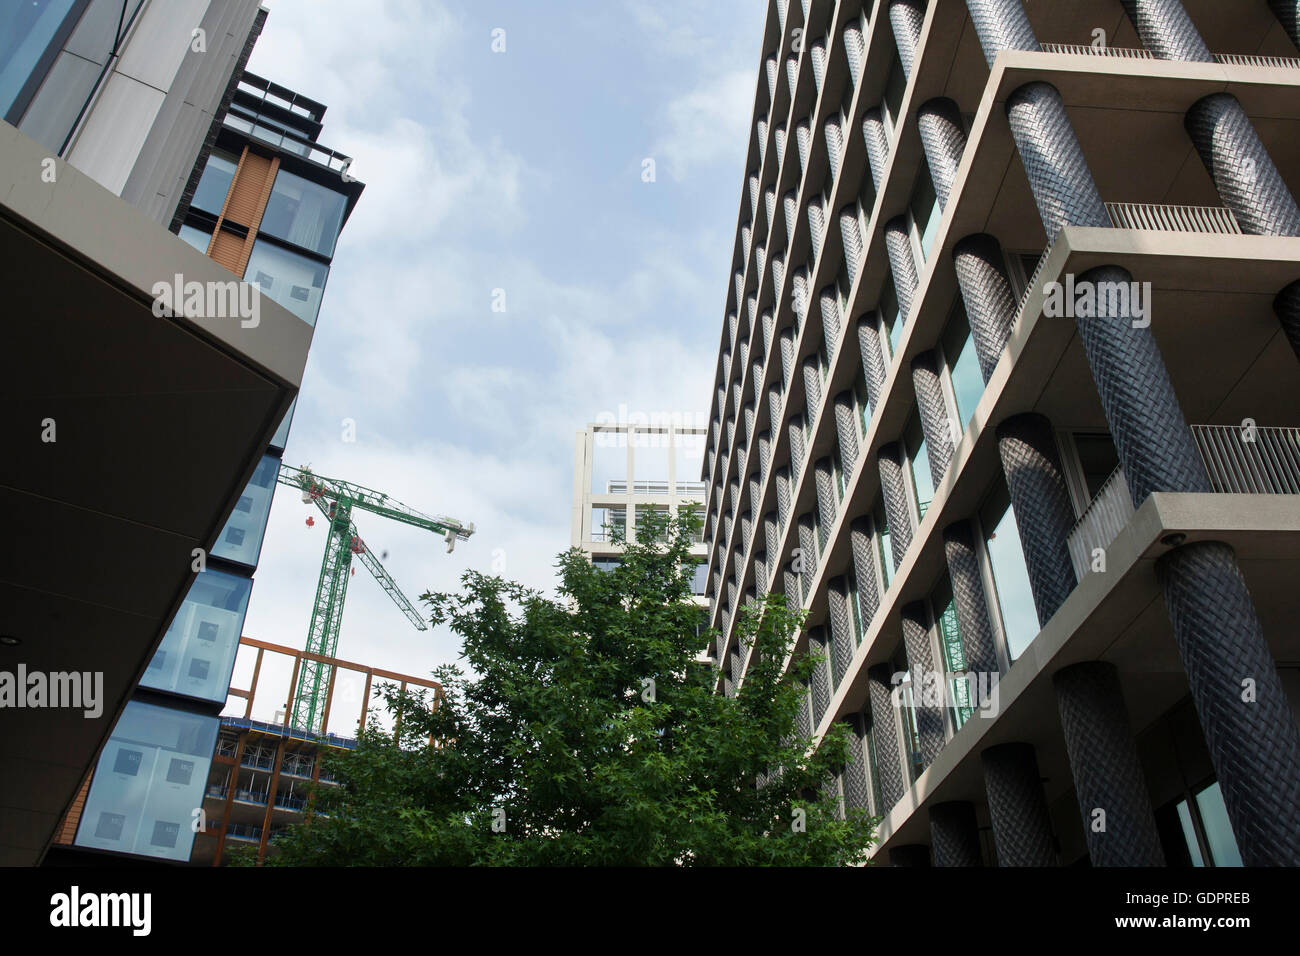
[981,485,1039,659]
[191,149,238,216]
[911,166,939,260]
[75,701,219,861]
[260,169,348,258]
[178,223,211,253]
[139,568,250,703]
[943,305,983,428]
[211,455,280,567]
[1195,782,1242,867]
[245,240,329,326]
[0,0,78,119]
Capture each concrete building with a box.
[572,420,710,596]
[0,1,361,865]
[702,0,1300,866]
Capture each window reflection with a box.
[139,568,250,703]
[211,454,279,567]
[260,169,347,258]
[191,149,239,216]
[245,240,329,326]
[980,484,1039,659]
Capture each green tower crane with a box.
[275,463,474,732]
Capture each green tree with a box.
[262,510,876,866]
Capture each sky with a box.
[231,0,766,723]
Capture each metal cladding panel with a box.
[820,286,841,358]
[1005,81,1109,238]
[916,97,967,210]
[776,466,792,525]
[850,517,882,625]
[789,415,806,477]
[802,357,822,424]
[749,474,763,518]
[888,0,927,78]
[764,186,777,229]
[767,383,784,433]
[941,520,1000,677]
[783,189,800,238]
[868,664,906,811]
[762,309,775,356]
[857,314,889,408]
[810,39,828,92]
[825,116,844,178]
[1054,662,1166,866]
[930,801,984,867]
[1185,93,1300,237]
[841,714,872,812]
[994,413,1079,625]
[752,360,764,409]
[833,391,860,473]
[742,224,753,262]
[807,626,832,723]
[797,512,817,596]
[766,55,779,102]
[764,512,780,563]
[840,205,864,285]
[784,568,801,611]
[796,680,813,738]
[813,457,836,550]
[1271,0,1300,51]
[843,21,867,88]
[807,198,825,248]
[740,511,754,553]
[772,254,786,298]
[827,577,856,686]
[748,173,761,219]
[796,119,812,173]
[901,602,945,766]
[981,742,1058,866]
[883,216,919,320]
[780,328,797,388]
[862,109,890,191]
[952,233,1017,382]
[757,117,769,163]
[1070,264,1211,506]
[910,351,954,488]
[785,55,799,96]
[963,0,1040,68]
[792,267,810,325]
[1119,0,1212,60]
[758,431,772,480]
[877,443,914,570]
[1157,542,1300,865]
[743,402,756,450]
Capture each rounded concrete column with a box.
[1118,0,1211,60]
[832,391,860,474]
[952,233,1018,382]
[963,0,1039,67]
[868,663,907,811]
[929,801,983,866]
[981,742,1057,866]
[876,443,913,570]
[888,0,927,78]
[861,109,891,191]
[884,216,920,319]
[1157,541,1300,866]
[917,97,968,209]
[857,313,889,408]
[941,520,1001,677]
[849,517,882,625]
[994,413,1077,625]
[901,601,946,767]
[1054,662,1165,866]
[911,350,954,487]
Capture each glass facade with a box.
[1175,781,1242,867]
[910,164,940,261]
[268,395,297,452]
[980,483,1039,660]
[875,499,894,589]
[191,149,239,217]
[139,568,251,704]
[942,304,983,431]
[0,0,78,119]
[933,578,973,731]
[260,168,348,258]
[882,57,906,132]
[905,413,934,519]
[178,223,212,254]
[211,454,280,567]
[245,239,329,326]
[74,701,219,861]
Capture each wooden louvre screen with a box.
[206,146,280,277]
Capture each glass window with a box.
[980,483,1039,660]
[881,280,902,359]
[689,562,709,595]
[1073,432,1121,502]
[905,413,934,519]
[268,396,297,452]
[191,149,239,217]
[895,647,924,782]
[0,0,78,120]
[1175,801,1206,866]
[1195,782,1242,867]
[848,568,864,643]
[942,303,983,430]
[177,223,212,254]
[855,373,871,435]
[139,568,250,703]
[933,578,973,731]
[75,701,219,861]
[244,240,330,326]
[260,169,348,258]
[875,499,894,589]
[910,164,940,260]
[882,57,906,131]
[211,454,280,568]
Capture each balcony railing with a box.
[1106,202,1241,234]
[1067,466,1136,580]
[1068,426,1300,578]
[1214,53,1300,69]
[1040,43,1154,59]
[1191,425,1300,493]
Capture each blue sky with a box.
[234,0,765,719]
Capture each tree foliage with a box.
[261,510,876,866]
